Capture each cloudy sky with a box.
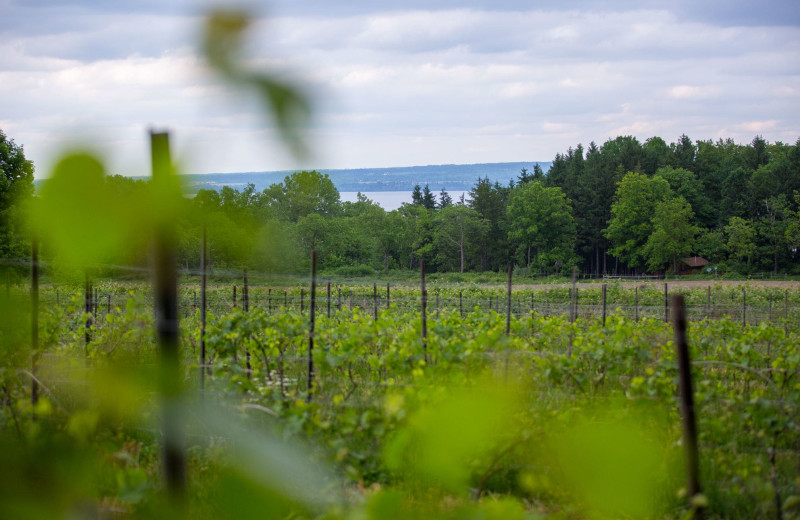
[1,0,799,178]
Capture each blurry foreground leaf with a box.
[547,404,680,519]
[384,384,517,495]
[202,9,311,158]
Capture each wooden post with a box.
[31,237,39,407]
[94,287,98,316]
[435,290,440,319]
[268,288,272,314]
[489,295,493,311]
[306,251,317,403]
[530,292,535,335]
[672,294,703,517]
[571,268,577,323]
[602,283,607,327]
[506,264,512,335]
[284,290,287,307]
[742,288,746,329]
[301,288,305,313]
[338,288,342,312]
[664,283,669,322]
[635,286,639,322]
[706,286,711,320]
[233,285,237,309]
[107,294,111,314]
[56,288,59,306]
[193,290,197,312]
[459,290,463,317]
[200,226,207,389]
[386,283,390,309]
[327,281,331,318]
[421,260,427,364]
[150,131,185,499]
[373,283,378,321]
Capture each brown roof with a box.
[682,256,710,267]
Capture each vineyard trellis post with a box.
[706,286,711,320]
[267,288,272,314]
[200,225,207,391]
[301,288,305,313]
[505,264,512,336]
[233,285,237,309]
[327,281,331,318]
[373,283,378,321]
[742,288,746,329]
[31,236,39,408]
[672,294,703,518]
[386,283,390,309]
[338,288,342,312]
[570,268,577,323]
[459,290,463,317]
[635,286,639,322]
[150,130,185,499]
[664,283,669,322]
[601,283,607,327]
[306,250,317,403]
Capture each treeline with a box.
[173,134,799,276]
[3,129,800,277]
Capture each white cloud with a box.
[1,3,798,176]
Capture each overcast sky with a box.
[2,0,799,178]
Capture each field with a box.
[1,272,799,520]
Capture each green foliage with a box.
[0,129,35,258]
[643,196,698,272]
[604,171,672,269]
[506,181,576,274]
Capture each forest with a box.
[3,130,799,278]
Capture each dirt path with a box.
[513,279,800,291]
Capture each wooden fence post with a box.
[338,288,342,312]
[386,283,390,309]
[306,251,317,403]
[672,294,703,518]
[664,283,669,322]
[373,283,378,321]
[327,281,331,318]
[301,288,305,313]
[459,290,463,317]
[635,286,639,322]
[233,285,237,309]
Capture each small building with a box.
[680,256,710,274]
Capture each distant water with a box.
[340,191,469,211]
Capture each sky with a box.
[1,0,799,179]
